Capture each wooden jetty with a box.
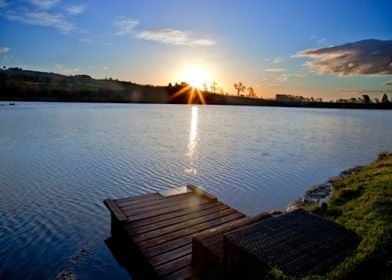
[104,185,246,279]
[104,184,360,279]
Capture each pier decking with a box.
[104,185,360,279]
[104,185,245,279]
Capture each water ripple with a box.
[1,103,392,279]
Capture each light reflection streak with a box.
[185,106,199,175]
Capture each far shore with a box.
[1,68,392,109]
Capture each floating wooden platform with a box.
[104,185,246,279]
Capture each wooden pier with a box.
[104,184,360,279]
[104,185,246,279]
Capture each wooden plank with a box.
[124,199,211,221]
[137,212,245,250]
[103,199,128,223]
[127,201,223,229]
[120,192,195,212]
[132,208,237,242]
[187,184,217,201]
[161,266,195,280]
[155,253,192,277]
[121,192,206,215]
[115,192,161,204]
[143,236,194,258]
[123,199,189,216]
[127,204,229,236]
[115,193,163,207]
[149,244,192,267]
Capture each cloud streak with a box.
[265,68,285,72]
[66,4,86,15]
[383,81,392,86]
[113,16,216,46]
[3,1,86,33]
[5,10,75,33]
[114,16,139,35]
[136,28,215,46]
[0,47,10,53]
[296,39,392,75]
[30,0,61,10]
[0,0,8,8]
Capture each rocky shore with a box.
[286,165,364,212]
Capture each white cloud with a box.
[295,39,392,75]
[136,28,215,46]
[275,74,288,82]
[265,68,285,72]
[113,16,215,46]
[114,17,139,35]
[54,63,79,74]
[0,47,10,53]
[66,4,86,15]
[272,57,284,63]
[30,0,61,10]
[292,72,308,78]
[264,57,284,63]
[5,10,75,33]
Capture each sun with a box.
[181,64,211,90]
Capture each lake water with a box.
[1,102,392,279]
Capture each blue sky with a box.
[1,0,391,99]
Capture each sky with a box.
[1,0,392,99]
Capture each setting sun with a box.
[180,65,211,90]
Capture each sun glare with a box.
[181,65,211,90]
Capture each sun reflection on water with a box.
[185,106,199,175]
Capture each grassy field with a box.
[312,153,392,279]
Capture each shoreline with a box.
[283,153,392,279]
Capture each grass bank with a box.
[311,153,392,279]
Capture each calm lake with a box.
[1,102,392,279]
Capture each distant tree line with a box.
[335,94,389,104]
[275,94,323,102]
[1,67,391,109]
[275,93,390,104]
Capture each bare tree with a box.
[210,81,218,94]
[247,87,255,98]
[202,83,208,92]
[234,82,246,96]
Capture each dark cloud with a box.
[296,39,392,75]
[383,81,392,86]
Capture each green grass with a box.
[310,153,392,279]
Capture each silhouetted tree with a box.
[362,95,371,104]
[210,81,218,94]
[382,94,390,103]
[247,87,255,97]
[0,72,6,91]
[202,83,208,92]
[234,82,246,96]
